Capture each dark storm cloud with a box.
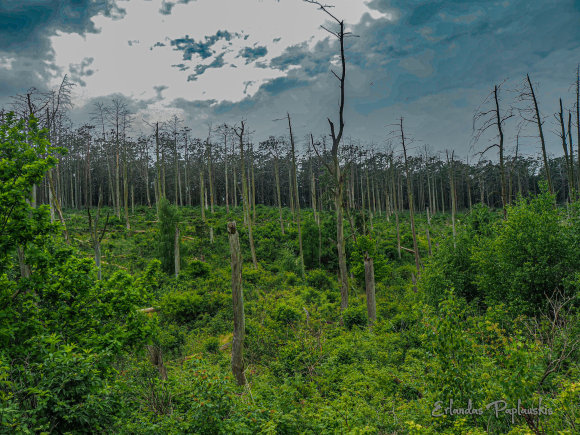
[0,0,123,99]
[0,0,124,54]
[194,0,580,153]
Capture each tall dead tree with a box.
[305,0,353,310]
[519,74,553,194]
[576,65,580,191]
[227,221,247,386]
[446,150,457,248]
[287,113,305,276]
[364,251,376,324]
[472,83,512,215]
[399,118,421,275]
[234,121,258,268]
[556,98,573,201]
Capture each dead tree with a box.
[398,118,421,275]
[174,225,180,278]
[446,150,457,248]
[518,74,553,194]
[556,98,574,201]
[287,114,305,276]
[305,0,356,310]
[233,122,258,268]
[227,221,247,386]
[472,83,512,214]
[364,252,376,324]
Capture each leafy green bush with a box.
[159,290,227,326]
[157,197,179,274]
[342,305,367,329]
[306,268,334,291]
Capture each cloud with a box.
[169,30,238,61]
[239,46,268,64]
[1,0,578,158]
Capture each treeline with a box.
[4,67,580,225]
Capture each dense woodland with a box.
[1,2,580,434]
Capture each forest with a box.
[1,1,580,434]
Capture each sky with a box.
[1,0,579,159]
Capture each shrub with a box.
[343,305,367,330]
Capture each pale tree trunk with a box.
[207,138,215,214]
[391,164,401,259]
[288,164,294,218]
[250,145,256,223]
[576,65,580,194]
[236,122,258,268]
[447,151,457,248]
[199,169,206,222]
[274,157,284,234]
[568,112,576,199]
[288,114,305,276]
[526,74,553,194]
[227,221,247,386]
[558,99,573,201]
[335,163,348,310]
[123,140,130,229]
[174,225,180,278]
[400,118,420,275]
[155,123,162,214]
[232,140,238,208]
[224,135,230,213]
[494,85,507,215]
[364,252,376,324]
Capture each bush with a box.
[157,197,179,274]
[203,336,220,354]
[306,269,334,291]
[343,305,367,330]
[159,290,227,326]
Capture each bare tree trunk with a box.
[227,221,247,386]
[288,164,294,218]
[155,123,162,214]
[447,151,457,248]
[207,135,215,214]
[400,118,420,275]
[568,111,576,199]
[224,134,230,213]
[199,170,206,222]
[235,122,258,268]
[391,165,401,259]
[250,146,256,222]
[274,157,284,234]
[526,74,553,194]
[558,99,573,201]
[364,252,376,324]
[335,166,348,310]
[493,85,507,215]
[288,114,305,276]
[576,64,580,195]
[174,225,180,278]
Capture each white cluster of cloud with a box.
[48,0,389,112]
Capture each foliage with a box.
[157,197,179,274]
